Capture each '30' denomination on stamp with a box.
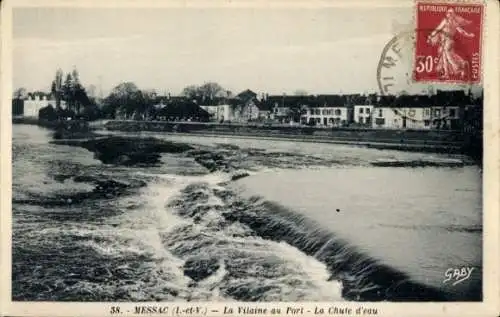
[414,1,483,84]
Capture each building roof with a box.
[314,94,348,107]
[236,89,257,101]
[26,91,53,100]
[255,102,272,111]
[374,94,432,108]
[260,95,315,109]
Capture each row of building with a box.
[195,89,480,130]
[13,88,481,131]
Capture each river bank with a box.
[103,120,472,155]
[11,117,481,160]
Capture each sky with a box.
[12,5,473,97]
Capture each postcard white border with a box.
[1,0,499,316]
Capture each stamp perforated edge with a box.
[410,0,486,85]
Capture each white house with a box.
[233,101,260,122]
[301,107,348,127]
[353,105,374,125]
[200,105,235,122]
[23,95,65,118]
[372,106,432,129]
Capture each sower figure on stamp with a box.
[427,8,475,80]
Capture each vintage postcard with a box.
[1,0,499,316]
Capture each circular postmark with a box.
[376,28,473,127]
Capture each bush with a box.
[38,105,58,121]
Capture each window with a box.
[359,117,364,124]
[424,109,430,116]
[424,120,430,126]
[322,109,327,115]
[366,108,371,114]
[375,118,385,125]
[359,108,364,114]
[378,109,383,117]
[335,109,341,116]
[434,109,441,116]
[449,108,456,117]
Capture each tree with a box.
[181,85,200,99]
[74,86,92,115]
[38,105,58,121]
[104,82,145,119]
[51,69,63,108]
[71,68,80,86]
[81,103,101,121]
[110,82,140,99]
[48,67,93,118]
[181,82,228,103]
[70,69,90,115]
[62,73,74,111]
[198,82,224,100]
[140,90,157,119]
[13,87,27,99]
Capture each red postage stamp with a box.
[413,1,483,84]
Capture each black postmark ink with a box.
[376,28,473,124]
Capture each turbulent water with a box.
[12,124,482,302]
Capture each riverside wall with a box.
[104,120,469,154]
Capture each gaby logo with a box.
[443,267,474,286]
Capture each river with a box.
[11,124,482,302]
